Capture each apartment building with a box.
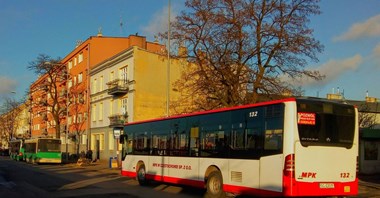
[89,38,185,160]
[30,34,153,155]
[0,102,30,148]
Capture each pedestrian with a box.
[86,150,93,162]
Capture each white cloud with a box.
[141,3,181,40]
[0,76,18,94]
[289,54,363,88]
[370,43,380,66]
[334,14,380,42]
[372,43,380,56]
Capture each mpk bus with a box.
[120,98,358,197]
[9,139,24,161]
[24,138,62,164]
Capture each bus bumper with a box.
[38,158,62,163]
[283,177,358,197]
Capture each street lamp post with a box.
[166,0,171,117]
[66,74,69,163]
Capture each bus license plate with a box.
[319,183,335,189]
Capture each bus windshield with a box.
[296,100,355,148]
[38,139,61,152]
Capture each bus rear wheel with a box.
[206,171,225,198]
[137,164,148,185]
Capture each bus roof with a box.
[125,97,296,126]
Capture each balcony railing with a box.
[108,114,127,127]
[106,79,129,95]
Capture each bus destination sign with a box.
[297,112,316,125]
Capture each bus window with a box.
[134,133,150,155]
[264,129,283,151]
[232,129,245,149]
[200,131,227,157]
[39,139,61,152]
[297,101,355,148]
[190,127,199,156]
[120,134,129,160]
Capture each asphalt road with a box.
[0,156,202,198]
[1,156,379,197]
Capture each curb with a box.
[359,180,380,190]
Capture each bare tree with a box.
[68,84,87,155]
[358,103,377,129]
[167,0,324,111]
[28,54,67,138]
[0,97,22,142]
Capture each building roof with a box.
[346,100,380,113]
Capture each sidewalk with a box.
[358,173,380,189]
[66,159,121,175]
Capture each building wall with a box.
[359,139,380,174]
[133,47,183,121]
[30,35,151,156]
[89,43,185,161]
[14,103,30,138]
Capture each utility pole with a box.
[166,0,171,117]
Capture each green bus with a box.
[24,138,62,164]
[9,139,24,161]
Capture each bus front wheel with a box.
[137,164,148,185]
[206,171,225,198]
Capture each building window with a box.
[365,141,379,160]
[92,105,96,121]
[121,98,127,116]
[110,71,114,81]
[68,61,73,70]
[78,52,83,63]
[100,134,104,150]
[93,78,97,93]
[99,76,103,91]
[78,113,82,123]
[99,102,103,121]
[78,73,83,83]
[68,79,72,89]
[120,66,128,84]
[91,134,96,150]
[110,99,113,115]
[82,134,87,145]
[74,57,77,66]
[109,132,114,150]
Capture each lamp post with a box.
[166,0,171,117]
[65,73,69,163]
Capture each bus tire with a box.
[136,164,148,185]
[206,171,225,198]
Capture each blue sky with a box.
[0,0,379,102]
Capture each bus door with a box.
[259,104,284,192]
[259,129,283,192]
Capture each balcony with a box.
[107,79,129,96]
[108,114,127,127]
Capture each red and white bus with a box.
[120,97,358,197]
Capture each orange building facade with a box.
[30,34,164,154]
